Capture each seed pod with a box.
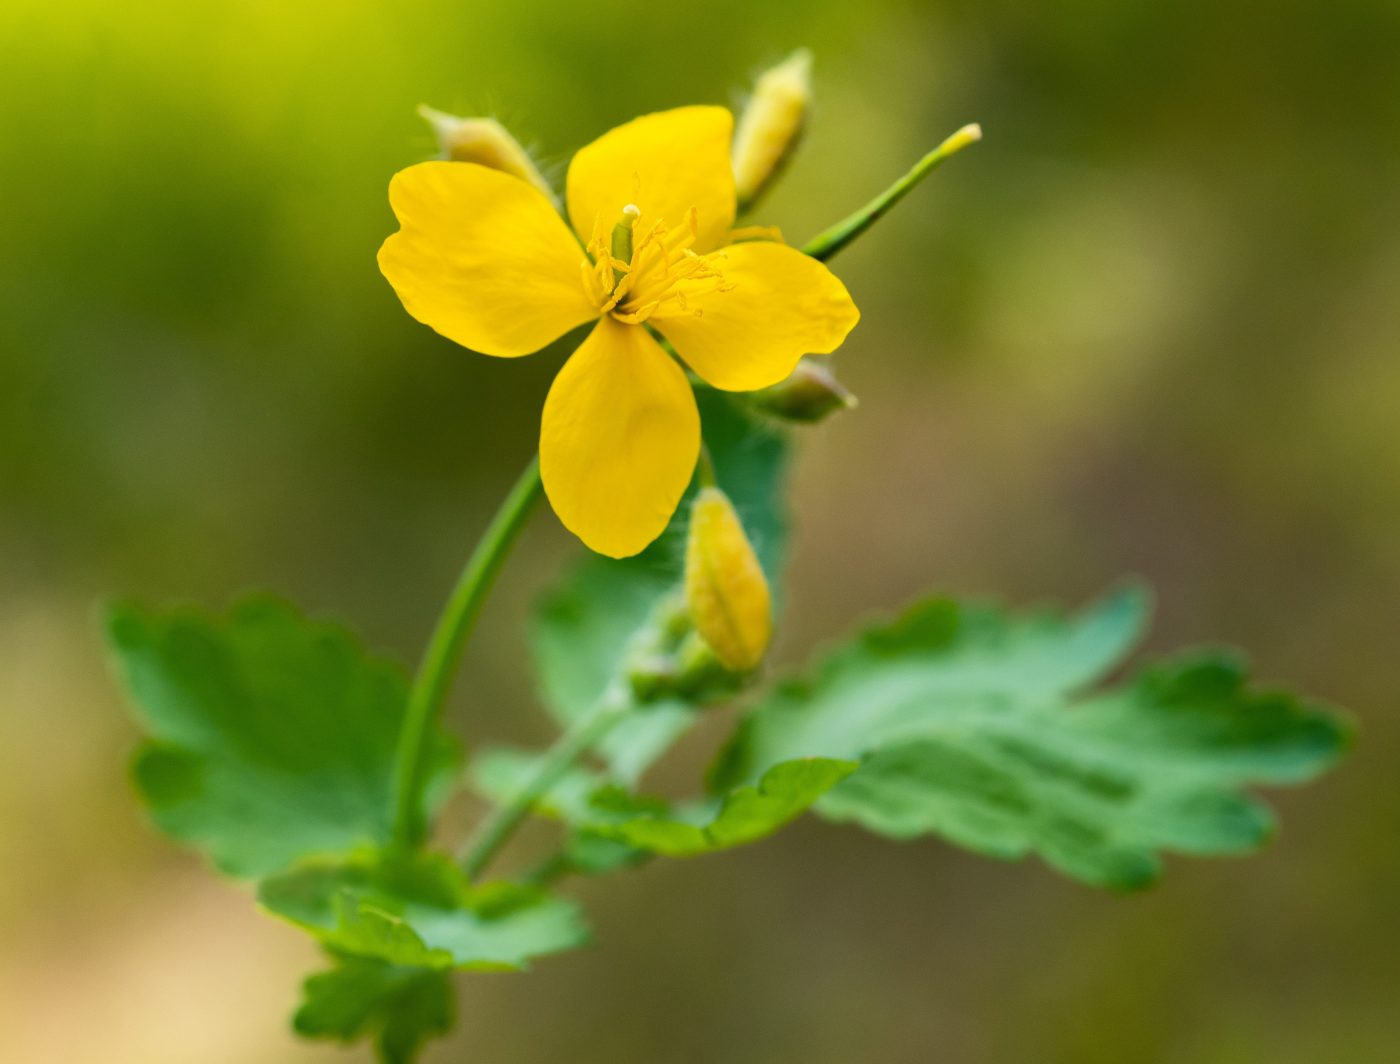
[417,106,556,203]
[751,357,857,423]
[732,50,813,210]
[685,487,772,672]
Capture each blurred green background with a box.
[3,0,1397,1060]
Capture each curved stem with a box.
[461,686,630,879]
[391,455,544,846]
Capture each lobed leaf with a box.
[259,853,591,972]
[106,596,460,877]
[715,585,1350,889]
[295,956,452,1064]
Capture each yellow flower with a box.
[378,106,859,558]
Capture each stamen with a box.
[584,203,734,324]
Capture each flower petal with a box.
[653,241,860,391]
[378,162,597,357]
[541,318,700,558]
[566,106,736,254]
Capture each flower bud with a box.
[750,357,856,423]
[417,105,557,203]
[732,50,812,209]
[685,487,772,672]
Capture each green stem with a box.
[460,687,630,879]
[391,455,544,846]
[801,123,982,263]
[522,849,576,888]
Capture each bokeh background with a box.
[3,0,1398,1060]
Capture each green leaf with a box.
[259,853,590,971]
[473,748,854,859]
[603,758,857,856]
[295,955,452,1064]
[531,389,790,783]
[105,596,460,877]
[717,585,1350,890]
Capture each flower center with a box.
[580,204,733,324]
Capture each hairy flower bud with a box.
[751,357,856,423]
[417,105,556,203]
[685,486,772,672]
[732,50,812,209]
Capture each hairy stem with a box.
[391,455,544,846]
[461,686,630,879]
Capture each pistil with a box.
[610,204,640,286]
[580,204,734,323]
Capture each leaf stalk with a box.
[460,686,631,879]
